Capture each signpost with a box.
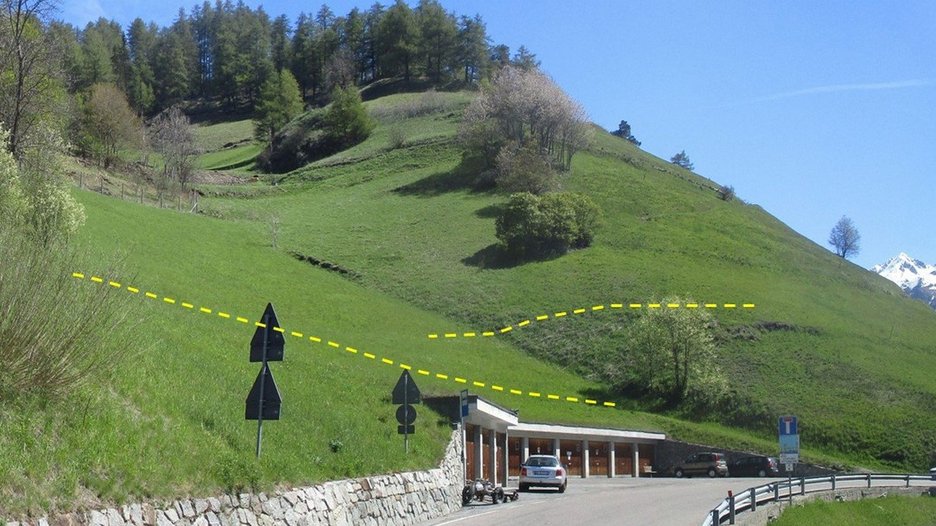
[778,415,799,477]
[392,370,421,453]
[245,303,284,458]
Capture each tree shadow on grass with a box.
[392,168,474,197]
[462,243,564,270]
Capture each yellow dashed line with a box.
[629,303,642,308]
[76,272,754,411]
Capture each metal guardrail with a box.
[700,473,935,526]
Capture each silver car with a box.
[519,454,567,493]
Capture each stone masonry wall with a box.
[4,430,464,526]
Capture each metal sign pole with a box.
[404,373,409,455]
[256,312,269,458]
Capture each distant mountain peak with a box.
[872,253,936,309]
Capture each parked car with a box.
[727,455,779,477]
[672,452,729,478]
[519,454,567,492]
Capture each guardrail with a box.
[700,473,935,525]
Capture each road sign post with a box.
[778,415,799,474]
[245,303,284,458]
[392,370,421,454]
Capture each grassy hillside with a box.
[2,89,934,516]
[201,91,936,470]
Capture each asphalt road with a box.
[419,477,747,526]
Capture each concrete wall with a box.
[4,430,464,526]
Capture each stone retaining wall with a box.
[5,430,464,526]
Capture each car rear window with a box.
[526,457,558,467]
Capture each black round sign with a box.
[396,404,417,425]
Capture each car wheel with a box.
[519,483,528,492]
[707,468,717,478]
[675,468,684,478]
[558,481,567,493]
[461,486,473,506]
[758,469,767,477]
[492,488,503,504]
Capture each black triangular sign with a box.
[245,364,282,420]
[250,303,285,362]
[391,370,421,405]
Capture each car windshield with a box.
[525,457,558,467]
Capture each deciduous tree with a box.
[81,83,139,167]
[670,150,694,170]
[151,106,197,190]
[828,215,860,259]
[615,298,726,407]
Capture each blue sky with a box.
[60,0,936,269]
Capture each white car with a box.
[519,454,567,493]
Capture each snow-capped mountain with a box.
[872,253,936,309]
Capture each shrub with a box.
[0,228,138,399]
[494,143,558,195]
[495,192,600,258]
[387,126,407,150]
[718,185,735,201]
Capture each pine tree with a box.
[254,69,304,145]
